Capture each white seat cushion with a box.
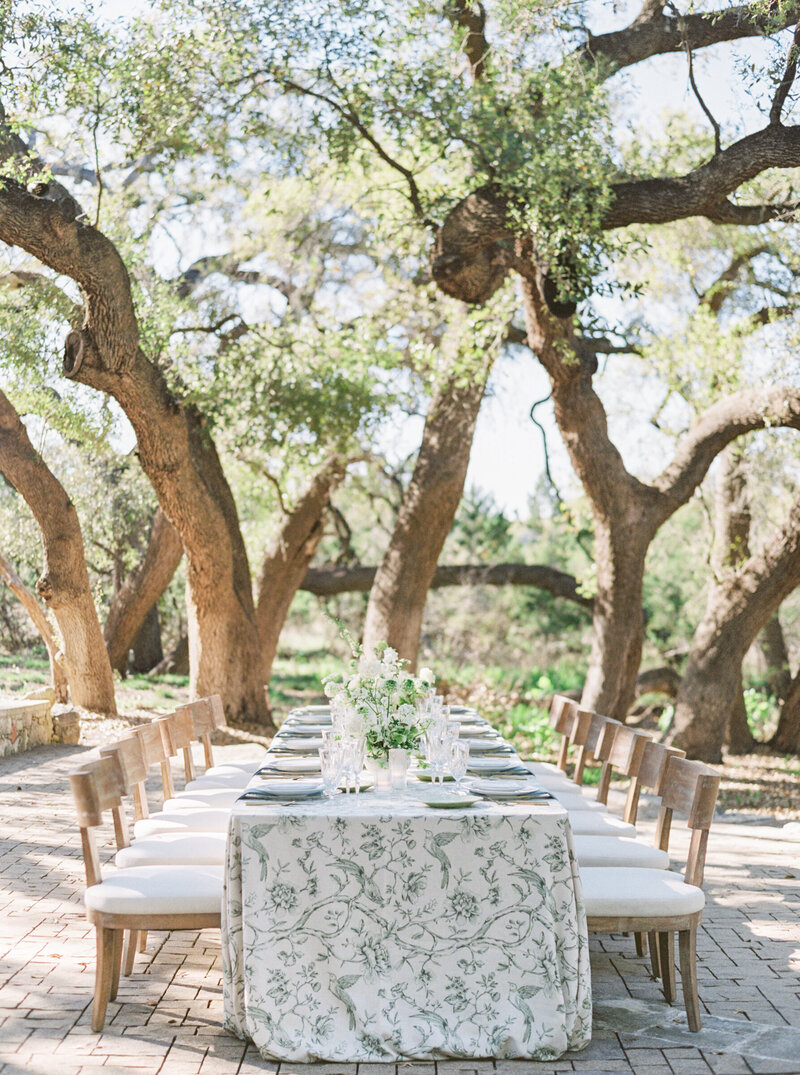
[86,864,223,916]
[528,768,574,789]
[134,809,231,837]
[581,867,705,918]
[573,835,669,869]
[205,761,262,777]
[163,788,242,811]
[528,761,567,777]
[115,832,227,868]
[184,773,251,791]
[551,791,608,812]
[568,812,636,837]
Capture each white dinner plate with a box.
[417,790,478,809]
[276,727,326,738]
[259,757,322,773]
[252,779,324,797]
[273,737,324,752]
[465,739,511,754]
[467,757,518,773]
[468,779,530,796]
[287,713,332,725]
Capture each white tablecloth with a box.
[222,783,591,1061]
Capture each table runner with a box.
[222,788,591,1061]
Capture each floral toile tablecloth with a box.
[222,790,591,1062]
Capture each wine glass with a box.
[449,739,470,793]
[342,735,366,794]
[319,741,345,798]
[425,728,450,785]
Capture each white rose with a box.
[383,646,399,664]
[358,656,382,677]
[418,667,434,684]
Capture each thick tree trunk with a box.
[757,614,792,701]
[726,669,754,754]
[104,507,183,674]
[0,552,69,702]
[255,458,345,689]
[670,447,757,759]
[129,604,164,673]
[363,317,493,666]
[582,523,649,721]
[771,671,800,754]
[520,271,662,721]
[0,392,116,712]
[670,488,800,761]
[0,177,270,727]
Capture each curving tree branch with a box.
[577,2,798,78]
[653,385,800,513]
[302,561,593,608]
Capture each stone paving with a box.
[1,742,799,1075]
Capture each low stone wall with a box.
[0,694,54,757]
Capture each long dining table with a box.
[221,709,591,1062]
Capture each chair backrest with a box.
[550,695,579,771]
[209,694,226,730]
[70,757,129,887]
[159,709,196,783]
[655,756,721,887]
[624,740,686,825]
[592,724,651,805]
[572,711,620,786]
[132,718,176,800]
[99,735,151,823]
[177,695,224,771]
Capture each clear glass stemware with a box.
[449,739,470,793]
[319,741,345,798]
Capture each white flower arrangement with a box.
[323,637,435,760]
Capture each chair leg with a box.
[647,930,661,979]
[658,930,676,1004]
[679,926,702,1032]
[109,930,124,1002]
[92,927,115,1032]
[138,930,148,952]
[123,931,139,976]
[635,932,646,957]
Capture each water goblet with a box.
[319,742,345,798]
[342,734,366,794]
[449,739,470,794]
[425,728,450,785]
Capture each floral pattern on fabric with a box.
[222,794,591,1062]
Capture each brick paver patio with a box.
[1,742,799,1075]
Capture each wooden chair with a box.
[572,731,676,871]
[100,735,232,836]
[99,734,230,969]
[581,756,721,1031]
[131,718,176,801]
[175,698,259,786]
[572,710,622,787]
[592,723,650,805]
[69,757,222,1031]
[551,695,579,773]
[159,706,197,784]
[624,739,687,825]
[124,709,242,812]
